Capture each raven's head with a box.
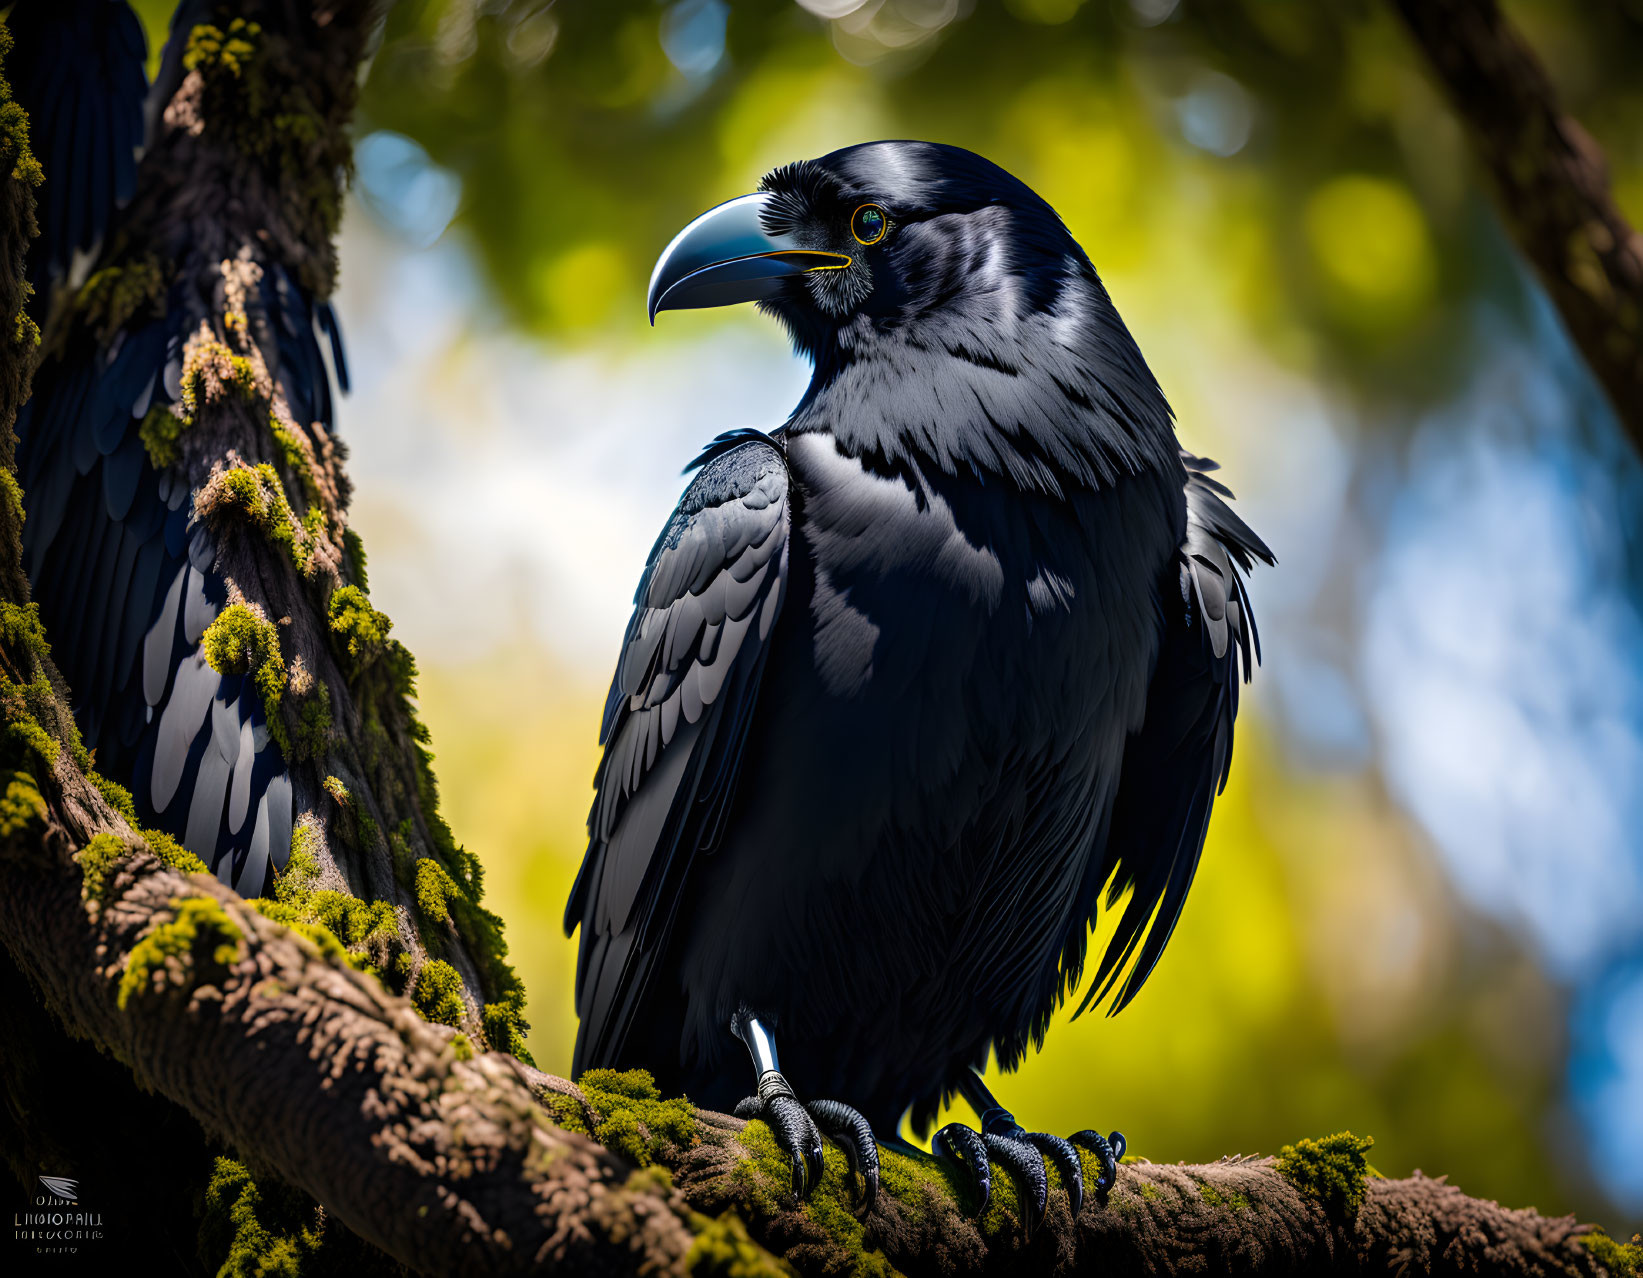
[649,140,1176,490]
[649,141,1076,351]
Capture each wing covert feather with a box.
[565,431,791,1075]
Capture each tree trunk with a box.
[24,0,531,1055]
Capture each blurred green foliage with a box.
[350,0,1643,399]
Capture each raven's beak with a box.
[647,193,851,323]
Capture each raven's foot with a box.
[735,1074,880,1212]
[935,1101,1126,1232]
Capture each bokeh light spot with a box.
[1303,175,1435,327]
[355,131,462,249]
[1175,71,1255,157]
[536,242,629,331]
[1006,0,1088,24]
[661,0,728,78]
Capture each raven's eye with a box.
[851,203,888,246]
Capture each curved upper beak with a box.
[647,193,851,323]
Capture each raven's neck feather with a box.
[784,265,1180,497]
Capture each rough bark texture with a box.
[1393,0,1643,449]
[1,796,699,1274]
[0,12,229,1266]
[0,810,1619,1276]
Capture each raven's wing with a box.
[564,431,790,1076]
[1075,451,1273,1016]
[8,0,147,293]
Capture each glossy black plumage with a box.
[567,141,1273,1138]
[15,6,342,896]
[566,429,791,1072]
[8,0,147,293]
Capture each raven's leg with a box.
[729,1011,881,1211]
[932,1071,1125,1232]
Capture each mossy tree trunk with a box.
[0,0,516,1268]
[27,0,532,1054]
[0,10,232,1265]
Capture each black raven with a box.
[565,140,1272,1224]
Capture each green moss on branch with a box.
[342,527,368,591]
[200,462,324,578]
[552,1069,700,1170]
[76,834,134,901]
[139,403,187,468]
[0,22,42,190]
[413,856,460,936]
[685,1210,792,1278]
[78,824,214,903]
[179,336,257,423]
[1274,1131,1374,1220]
[199,1156,323,1278]
[118,897,244,1010]
[1582,1230,1643,1277]
[270,414,322,503]
[76,256,168,344]
[327,584,395,671]
[0,767,44,838]
[250,832,398,979]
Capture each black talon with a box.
[1023,1132,1084,1218]
[736,1087,824,1198]
[737,1089,881,1206]
[935,1122,1054,1234]
[1070,1129,1125,1194]
[772,1093,824,1197]
[983,1132,1049,1236]
[954,1075,1091,1227]
[933,1122,993,1215]
[726,1017,882,1207]
[809,1098,881,1214]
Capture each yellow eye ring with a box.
[851,203,889,246]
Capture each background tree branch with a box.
[1392,0,1643,450]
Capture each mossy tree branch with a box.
[1391,0,1643,450]
[0,10,243,1260]
[0,793,699,1274]
[0,812,1625,1275]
